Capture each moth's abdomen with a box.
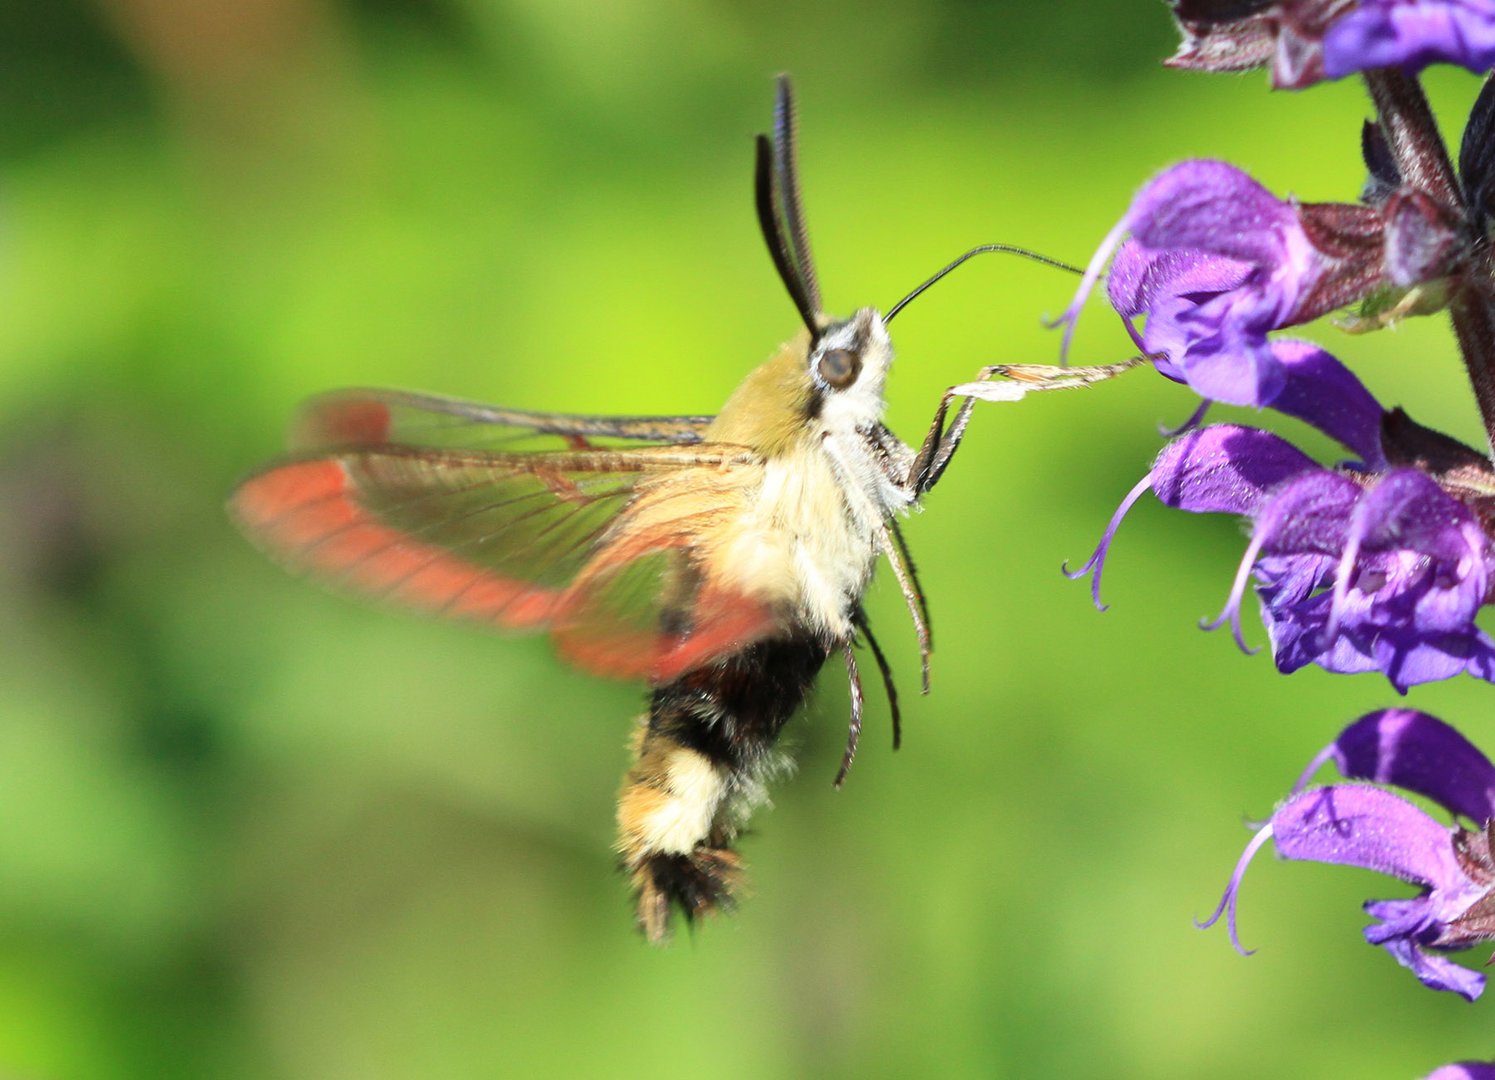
[618,734,743,943]
[616,635,832,943]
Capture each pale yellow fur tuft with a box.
[617,727,729,863]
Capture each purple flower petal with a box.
[1376,631,1495,688]
[1220,782,1491,998]
[1237,460,1495,690]
[1272,784,1468,886]
[1425,1064,1495,1080]
[1060,162,1287,362]
[1371,921,1488,999]
[1330,470,1489,635]
[1105,242,1254,319]
[1324,0,1495,79]
[1267,339,1389,467]
[1253,470,1363,555]
[1105,242,1255,386]
[1172,301,1292,404]
[1151,425,1321,514]
[1264,586,1495,689]
[1205,471,1359,651]
[1128,161,1298,263]
[1097,404,1495,690]
[1294,709,1495,823]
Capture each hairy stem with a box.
[1365,69,1495,456]
[1451,269,1495,457]
[1363,69,1458,207]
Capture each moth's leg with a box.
[833,638,865,789]
[910,358,1143,495]
[879,521,931,693]
[888,519,930,654]
[908,387,975,497]
[852,609,902,752]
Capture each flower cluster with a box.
[1069,338,1495,690]
[1065,34,1495,694]
[1063,1,1495,1073]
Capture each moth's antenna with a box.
[755,134,820,336]
[772,75,822,318]
[885,244,1083,324]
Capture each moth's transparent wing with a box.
[229,442,777,683]
[292,387,716,456]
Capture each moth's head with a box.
[743,78,894,440]
[807,307,892,428]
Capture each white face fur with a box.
[807,306,914,533]
[808,307,895,437]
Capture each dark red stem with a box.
[1363,69,1459,206]
[1365,69,1495,456]
[1451,268,1495,457]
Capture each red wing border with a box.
[229,442,776,683]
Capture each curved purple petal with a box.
[1255,470,1362,556]
[1324,1,1495,79]
[1360,470,1484,557]
[1063,163,1288,363]
[1106,242,1257,387]
[1263,587,1495,690]
[1151,425,1319,514]
[1073,161,1384,408]
[1271,785,1469,888]
[1354,470,1488,630]
[1305,710,1495,824]
[1242,462,1495,690]
[1208,780,1489,999]
[1377,629,1495,690]
[1172,307,1289,405]
[1203,470,1358,651]
[1125,161,1296,265]
[1267,339,1388,468]
[1373,926,1487,999]
[1106,241,1254,319]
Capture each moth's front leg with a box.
[909,358,1143,496]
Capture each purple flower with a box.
[1169,0,1495,86]
[1059,160,1405,407]
[1325,1,1495,80]
[1425,1065,1495,1080]
[1069,340,1495,691]
[1202,709,1495,1000]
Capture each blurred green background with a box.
[4,2,1495,1077]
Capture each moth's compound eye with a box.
[816,347,861,390]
